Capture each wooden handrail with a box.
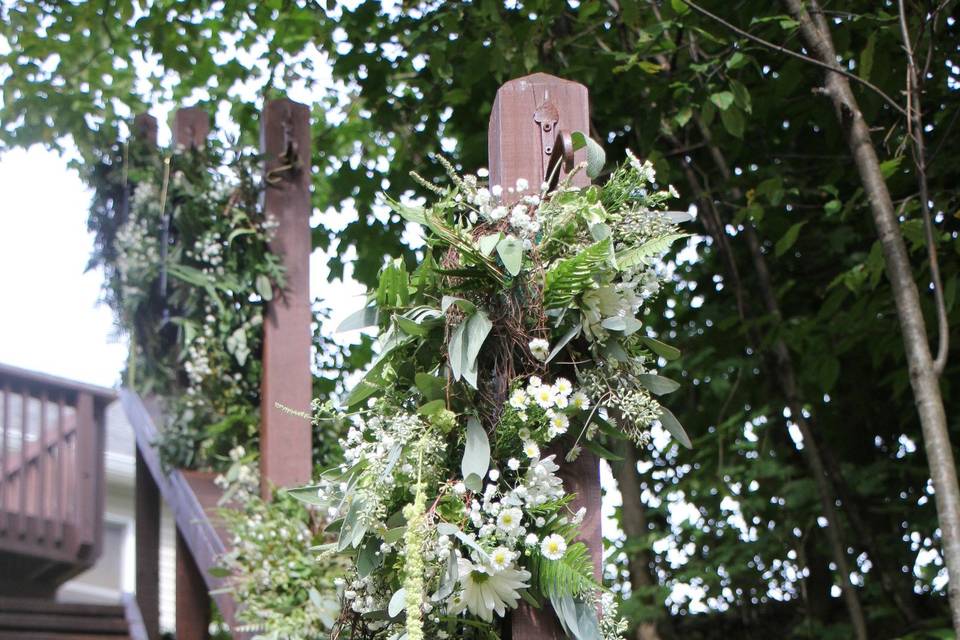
[121,389,247,637]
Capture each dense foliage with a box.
[4,1,959,638]
[87,141,283,469]
[214,447,345,640]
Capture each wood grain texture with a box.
[135,450,161,640]
[176,527,211,640]
[173,108,210,149]
[488,73,602,640]
[259,98,313,496]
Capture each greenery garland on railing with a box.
[289,148,691,639]
[88,140,284,470]
[213,447,345,640]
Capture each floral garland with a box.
[214,448,345,640]
[292,147,690,639]
[88,141,284,469]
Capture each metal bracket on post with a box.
[489,73,600,640]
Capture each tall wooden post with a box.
[131,112,162,640]
[170,107,214,639]
[259,99,313,498]
[488,73,603,639]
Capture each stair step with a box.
[0,597,130,637]
[0,634,130,640]
[0,597,125,618]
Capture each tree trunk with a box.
[784,0,960,631]
[613,442,670,640]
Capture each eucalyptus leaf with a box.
[571,130,606,179]
[388,588,406,618]
[547,323,582,363]
[637,373,681,395]
[337,306,379,332]
[461,416,490,492]
[641,336,681,360]
[477,233,502,257]
[658,405,693,449]
[496,236,524,276]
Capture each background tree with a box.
[2,1,958,638]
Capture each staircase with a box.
[0,595,147,639]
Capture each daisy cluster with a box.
[307,395,605,637]
[505,372,591,448]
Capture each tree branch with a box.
[898,0,948,375]
[682,0,908,117]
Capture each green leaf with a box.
[496,236,524,276]
[671,0,690,15]
[584,439,624,461]
[720,105,745,138]
[616,233,687,269]
[658,405,692,448]
[432,549,459,602]
[543,239,611,309]
[729,79,752,114]
[533,542,598,599]
[477,233,502,257]
[880,156,904,179]
[726,51,748,69]
[860,32,876,82]
[709,91,735,111]
[775,221,806,257]
[641,336,681,360]
[547,323,582,363]
[255,273,273,301]
[636,373,681,395]
[418,398,446,416]
[461,416,490,492]
[338,306,379,332]
[571,130,606,179]
[674,106,693,128]
[415,372,446,401]
[441,295,476,314]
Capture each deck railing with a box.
[0,362,112,596]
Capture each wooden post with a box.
[259,98,313,498]
[176,527,211,640]
[488,73,602,639]
[135,449,161,640]
[133,113,158,146]
[173,107,210,150]
[74,391,105,561]
[132,110,163,640]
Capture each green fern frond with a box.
[543,239,611,309]
[616,232,688,269]
[532,542,598,599]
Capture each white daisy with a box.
[533,385,555,409]
[570,391,590,411]
[509,389,528,410]
[449,559,530,622]
[523,441,540,459]
[497,507,523,534]
[489,547,514,572]
[553,377,572,397]
[553,394,569,410]
[540,534,567,561]
[528,339,550,361]
[507,458,520,471]
[548,413,569,435]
